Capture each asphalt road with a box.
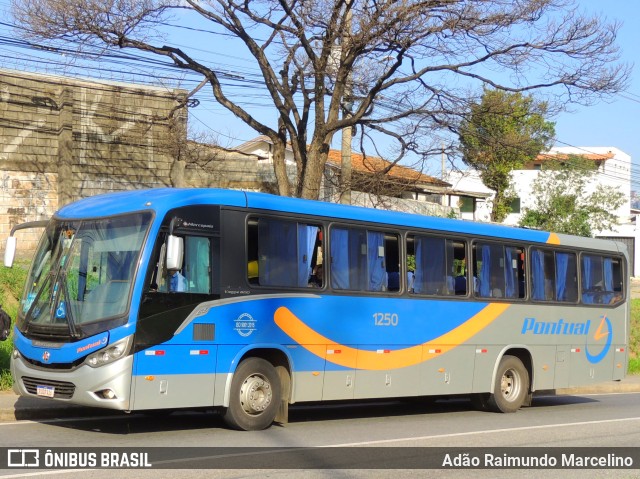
[1,392,639,479]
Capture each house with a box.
[447,146,639,275]
[234,135,456,216]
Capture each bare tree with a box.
[13,0,629,199]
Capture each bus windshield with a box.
[20,212,152,338]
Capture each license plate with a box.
[36,385,55,398]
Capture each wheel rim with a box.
[500,367,521,402]
[239,373,273,416]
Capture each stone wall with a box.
[0,69,186,257]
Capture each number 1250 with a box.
[373,313,399,326]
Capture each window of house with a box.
[407,235,467,296]
[509,197,521,214]
[473,242,525,300]
[459,197,475,213]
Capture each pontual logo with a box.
[521,318,590,336]
[521,316,612,364]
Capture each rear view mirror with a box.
[165,235,184,271]
[4,236,16,268]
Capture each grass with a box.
[0,262,28,390]
[0,267,638,389]
[628,299,640,374]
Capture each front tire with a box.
[223,357,281,431]
[486,355,529,413]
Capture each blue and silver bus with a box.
[5,188,629,430]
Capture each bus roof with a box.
[55,188,624,252]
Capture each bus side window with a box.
[183,236,211,294]
[581,254,624,305]
[474,242,523,300]
[149,235,211,294]
[409,235,465,296]
[247,217,322,289]
[556,251,578,302]
[330,227,397,292]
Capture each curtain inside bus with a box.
[258,219,297,287]
[414,237,445,294]
[532,249,545,301]
[504,247,516,298]
[556,252,569,301]
[298,225,318,288]
[185,237,210,293]
[479,244,491,297]
[367,231,386,292]
[330,228,349,289]
[330,228,386,291]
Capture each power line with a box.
[0,12,638,193]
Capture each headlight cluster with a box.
[85,336,132,368]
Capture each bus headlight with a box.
[85,336,133,368]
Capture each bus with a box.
[5,188,629,430]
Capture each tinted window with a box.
[407,236,467,296]
[247,218,322,288]
[581,254,624,305]
[473,243,525,300]
[330,226,399,292]
[531,248,578,302]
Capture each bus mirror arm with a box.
[169,216,184,236]
[4,220,49,268]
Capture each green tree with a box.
[519,157,625,237]
[458,89,556,222]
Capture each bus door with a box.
[132,230,218,410]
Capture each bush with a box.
[629,299,640,374]
[0,263,28,389]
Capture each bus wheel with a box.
[223,357,281,431]
[486,355,529,413]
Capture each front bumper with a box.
[11,353,133,410]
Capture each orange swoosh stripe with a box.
[274,303,510,370]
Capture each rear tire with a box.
[223,357,281,431]
[486,355,529,413]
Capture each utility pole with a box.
[441,141,447,206]
[339,1,353,205]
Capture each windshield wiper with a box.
[58,276,79,339]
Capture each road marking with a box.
[0,416,122,427]
[1,416,640,477]
[326,416,640,447]
[0,470,87,478]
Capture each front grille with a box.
[22,377,76,399]
[22,355,84,371]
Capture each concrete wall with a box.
[0,69,186,257]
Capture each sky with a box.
[550,1,640,187]
[0,0,639,190]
